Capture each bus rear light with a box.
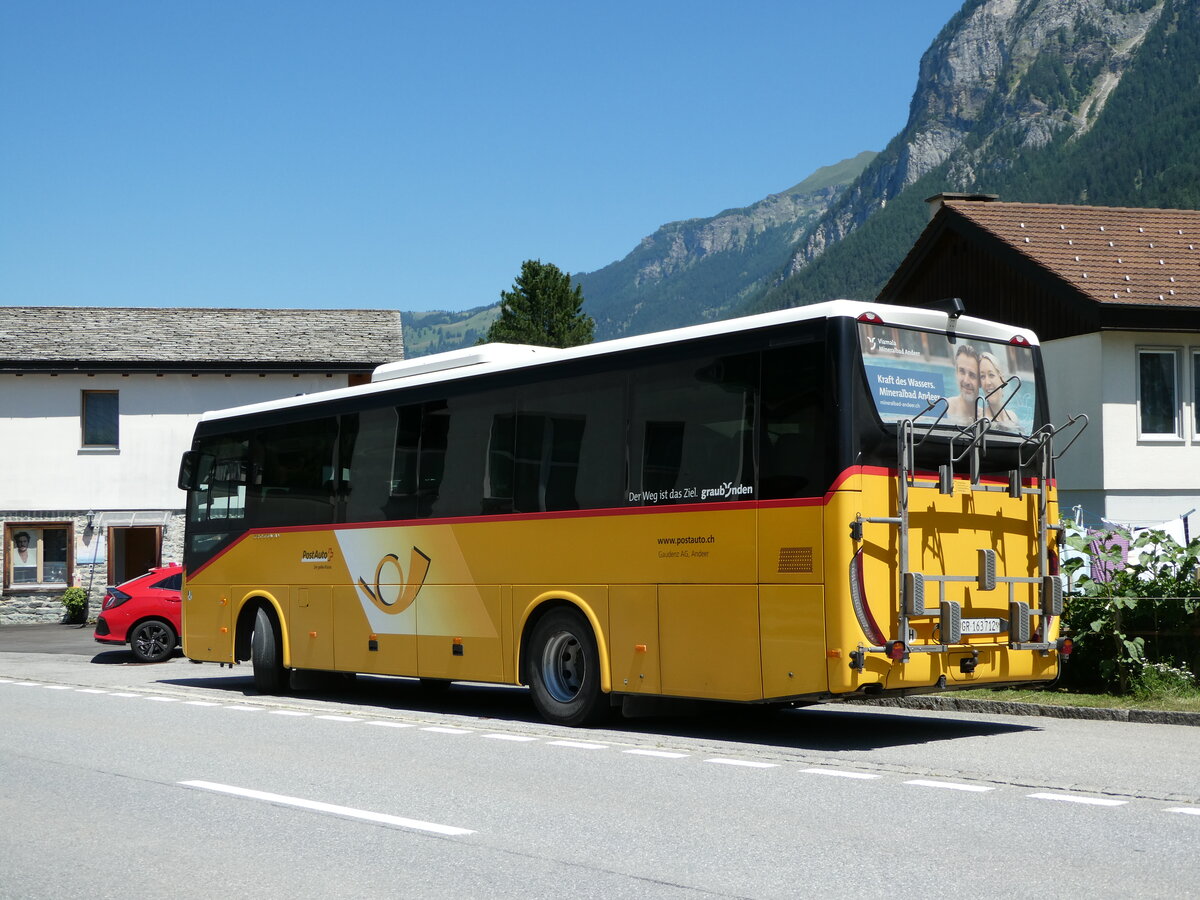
[1010,334,1031,346]
[1057,637,1074,657]
[886,641,907,661]
[857,312,883,324]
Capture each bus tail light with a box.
[857,311,883,324]
[886,641,907,661]
[1010,334,1031,346]
[1057,637,1074,658]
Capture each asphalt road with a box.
[4,624,1200,898]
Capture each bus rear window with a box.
[858,322,1039,435]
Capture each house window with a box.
[5,524,71,588]
[1193,350,1200,437]
[1137,349,1179,437]
[82,390,119,447]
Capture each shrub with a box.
[59,586,88,623]
[1061,523,1200,693]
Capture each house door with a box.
[109,527,161,585]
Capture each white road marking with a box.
[905,779,993,793]
[77,689,109,694]
[43,685,73,691]
[1028,792,1127,807]
[1165,807,1200,816]
[483,734,539,742]
[109,692,138,697]
[365,720,415,729]
[184,700,221,707]
[421,726,472,734]
[179,780,475,836]
[224,705,264,712]
[549,740,609,750]
[144,696,179,702]
[624,749,688,759]
[801,768,880,780]
[315,715,359,723]
[268,709,312,717]
[13,682,42,687]
[707,758,777,769]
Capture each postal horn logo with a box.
[356,546,431,614]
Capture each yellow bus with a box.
[177,300,1081,726]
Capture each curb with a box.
[855,695,1200,727]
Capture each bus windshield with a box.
[858,321,1039,435]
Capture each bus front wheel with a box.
[528,607,607,727]
[251,605,288,694]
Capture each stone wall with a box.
[0,510,185,625]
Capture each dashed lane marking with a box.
[483,733,539,742]
[707,758,778,769]
[1028,792,1128,807]
[801,768,880,780]
[624,749,688,759]
[906,779,994,793]
[179,780,476,836]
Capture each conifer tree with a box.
[484,259,594,348]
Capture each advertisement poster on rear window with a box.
[858,323,1037,434]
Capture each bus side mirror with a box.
[178,451,200,491]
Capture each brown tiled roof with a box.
[0,307,405,371]
[941,198,1200,309]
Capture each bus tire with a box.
[528,607,607,727]
[251,605,288,694]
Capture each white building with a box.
[881,196,1200,533]
[1,307,404,623]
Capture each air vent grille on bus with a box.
[778,547,814,574]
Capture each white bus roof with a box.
[197,299,1040,423]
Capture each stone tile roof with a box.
[941,198,1200,309]
[0,307,405,370]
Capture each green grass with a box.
[955,687,1200,713]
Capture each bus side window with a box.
[513,371,624,513]
[340,408,394,523]
[251,418,338,527]
[760,344,826,499]
[629,352,756,504]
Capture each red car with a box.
[94,564,183,663]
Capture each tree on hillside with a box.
[483,259,594,348]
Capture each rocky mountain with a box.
[402,0,1198,355]
[574,152,875,340]
[752,0,1194,312]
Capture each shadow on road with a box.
[91,648,185,665]
[156,670,1036,752]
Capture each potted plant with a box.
[60,587,88,625]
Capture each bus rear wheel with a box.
[251,605,288,694]
[528,607,607,727]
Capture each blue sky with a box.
[1,1,964,313]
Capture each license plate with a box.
[959,617,1002,635]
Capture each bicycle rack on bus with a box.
[849,384,1088,668]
